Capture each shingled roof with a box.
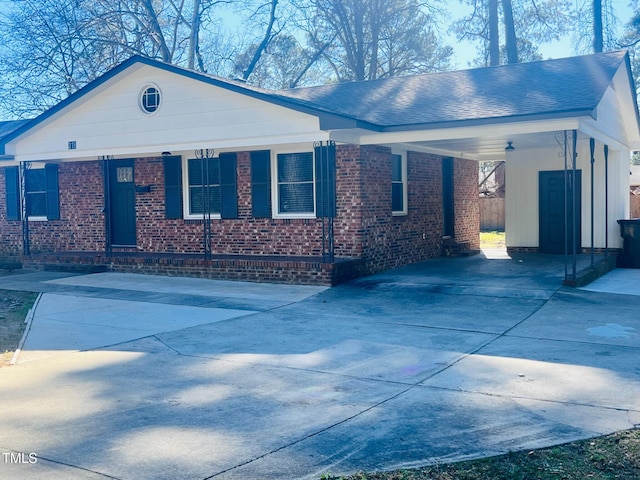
[0,120,29,140]
[0,51,634,154]
[276,50,630,130]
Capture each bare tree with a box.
[300,0,451,82]
[454,0,573,66]
[573,0,618,54]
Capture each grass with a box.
[479,230,506,249]
[0,288,38,366]
[320,429,640,479]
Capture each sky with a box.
[446,0,637,69]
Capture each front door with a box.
[108,160,136,246]
[539,170,581,254]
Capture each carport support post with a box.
[564,130,578,281]
[590,138,595,267]
[604,145,609,258]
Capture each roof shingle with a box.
[277,51,628,128]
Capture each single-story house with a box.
[0,51,638,285]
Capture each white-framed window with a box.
[273,150,316,218]
[184,157,222,219]
[139,84,161,115]
[25,166,47,219]
[392,151,408,215]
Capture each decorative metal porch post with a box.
[100,155,114,256]
[20,161,31,256]
[314,141,336,262]
[196,148,214,261]
[558,130,578,282]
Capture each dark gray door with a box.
[109,160,136,246]
[539,170,581,254]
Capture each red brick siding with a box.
[357,146,445,273]
[1,146,480,282]
[0,168,22,256]
[134,155,327,256]
[453,158,480,249]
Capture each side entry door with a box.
[539,170,581,254]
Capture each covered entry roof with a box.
[1,50,638,162]
[277,50,639,160]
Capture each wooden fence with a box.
[481,194,639,231]
[632,194,640,218]
[480,197,505,231]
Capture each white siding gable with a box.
[8,64,324,161]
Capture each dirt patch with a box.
[322,428,640,479]
[0,289,38,366]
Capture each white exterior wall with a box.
[505,139,629,250]
[7,65,324,161]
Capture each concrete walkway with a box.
[0,252,639,479]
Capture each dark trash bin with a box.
[617,219,640,268]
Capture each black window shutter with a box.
[314,144,336,218]
[5,166,21,221]
[45,163,60,220]
[219,152,238,219]
[250,150,271,218]
[163,155,183,219]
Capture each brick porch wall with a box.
[453,157,480,250]
[357,146,445,273]
[1,146,480,282]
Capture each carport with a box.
[315,51,640,283]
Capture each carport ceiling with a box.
[411,131,565,162]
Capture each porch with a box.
[17,251,367,286]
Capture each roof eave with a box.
[372,108,598,133]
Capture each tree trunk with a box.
[188,0,202,70]
[243,0,279,81]
[489,0,500,65]
[502,0,518,63]
[593,0,603,52]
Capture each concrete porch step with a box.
[0,259,22,271]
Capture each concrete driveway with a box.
[1,252,639,479]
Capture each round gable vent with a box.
[139,84,161,114]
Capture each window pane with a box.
[279,183,314,213]
[189,186,220,214]
[391,155,403,182]
[116,167,133,183]
[26,169,46,192]
[142,87,160,113]
[392,183,404,212]
[188,158,220,186]
[27,193,47,217]
[277,153,313,182]
[188,159,203,186]
[206,158,220,185]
